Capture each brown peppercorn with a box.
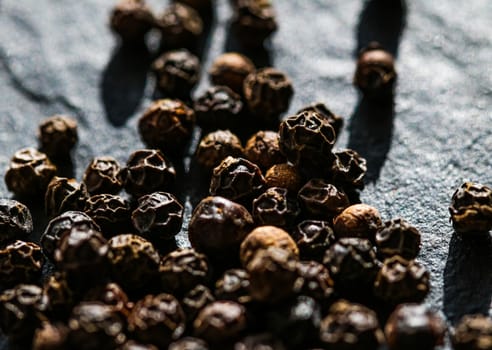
[82,157,123,195]
[38,115,78,160]
[152,49,201,100]
[182,285,215,325]
[264,163,302,193]
[120,149,176,197]
[210,156,265,204]
[0,199,33,244]
[449,182,492,234]
[107,234,160,294]
[354,42,397,99]
[209,53,255,95]
[252,187,300,229]
[193,300,247,344]
[233,0,278,47]
[374,256,430,306]
[298,179,350,221]
[157,3,203,50]
[243,68,294,124]
[385,303,446,350]
[195,130,244,169]
[84,194,131,237]
[278,111,336,178]
[319,300,384,350]
[5,147,57,198]
[119,340,159,350]
[215,269,251,304]
[452,314,492,350]
[172,0,213,13]
[0,240,44,287]
[188,196,254,262]
[244,131,285,170]
[297,103,344,139]
[83,283,132,318]
[333,204,382,241]
[128,293,186,348]
[376,218,421,260]
[159,248,210,296]
[292,220,336,261]
[45,177,88,219]
[234,333,285,350]
[330,149,367,191]
[110,0,155,45]
[169,337,209,350]
[239,225,299,267]
[294,260,335,303]
[194,86,244,132]
[42,272,76,321]
[139,99,195,155]
[32,322,69,350]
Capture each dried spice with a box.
[38,115,78,160]
[110,0,155,45]
[84,194,131,237]
[333,204,382,241]
[82,282,131,318]
[234,333,285,350]
[42,272,76,321]
[292,220,336,261]
[297,102,344,139]
[157,3,203,50]
[233,0,278,47]
[376,218,421,260]
[209,53,255,95]
[214,269,251,304]
[45,177,88,219]
[0,240,44,287]
[32,321,69,350]
[195,130,244,169]
[294,260,335,303]
[0,199,33,244]
[169,337,209,350]
[298,179,350,221]
[82,157,123,195]
[244,131,285,170]
[182,285,215,324]
[264,163,302,193]
[452,314,492,350]
[330,149,367,191]
[252,187,300,229]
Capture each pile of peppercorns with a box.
[1,0,492,349]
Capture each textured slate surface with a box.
[0,0,491,348]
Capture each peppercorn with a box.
[45,177,88,219]
[41,211,100,261]
[5,147,57,198]
[188,196,254,263]
[0,240,44,287]
[32,322,69,350]
[215,269,251,304]
[354,42,397,99]
[82,157,123,195]
[297,103,344,139]
[84,194,131,237]
[119,341,158,350]
[159,248,210,296]
[157,3,203,50]
[210,156,265,205]
[373,256,430,306]
[83,283,132,318]
[234,333,286,350]
[194,86,244,132]
[128,293,186,348]
[385,303,446,350]
[110,0,155,45]
[376,218,421,260]
[298,179,350,221]
[67,302,126,349]
[330,149,367,191]
[38,115,78,161]
[452,314,492,350]
[120,149,176,197]
[169,337,209,350]
[195,130,244,170]
[239,225,299,267]
[139,99,196,154]
[107,234,160,294]
[0,199,33,244]
[42,272,76,321]
[264,163,302,193]
[182,285,215,325]
[292,220,336,261]
[333,204,382,241]
[243,68,294,124]
[193,300,247,344]
[244,131,285,170]
[209,53,255,95]
[319,300,384,350]
[278,111,336,178]
[294,260,335,303]
[252,187,300,229]
[449,182,492,234]
[232,0,278,48]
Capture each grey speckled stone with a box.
[0,0,491,348]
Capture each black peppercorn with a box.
[194,86,244,132]
[244,131,285,171]
[45,177,88,219]
[297,103,344,139]
[157,3,203,50]
[169,337,209,350]
[264,163,302,193]
[449,182,492,234]
[38,115,78,161]
[252,187,300,229]
[330,149,367,191]
[233,0,278,48]
[119,341,158,350]
[195,130,244,170]
[0,240,44,287]
[385,303,446,350]
[132,191,184,243]
[82,157,123,195]
[354,42,397,99]
[110,0,155,45]
[0,199,33,244]
[333,204,382,241]
[120,149,176,197]
[292,220,336,261]
[215,269,251,304]
[139,98,196,155]
[294,260,335,303]
[234,333,286,350]
[173,0,213,13]
[83,282,132,318]
[182,285,215,325]
[42,272,76,321]
[376,218,421,260]
[298,179,350,221]
[84,194,131,237]
[5,147,57,198]
[452,314,492,350]
[128,293,186,348]
[32,321,69,350]
[209,53,255,95]
[243,68,294,124]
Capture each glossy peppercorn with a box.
[452,314,492,350]
[195,130,244,170]
[169,337,209,350]
[233,0,278,47]
[449,182,492,234]
[264,163,302,193]
[82,157,123,195]
[0,240,44,287]
[298,179,350,221]
[32,322,69,350]
[45,177,88,219]
[182,285,215,324]
[294,260,335,303]
[42,272,76,320]
[157,3,203,50]
[82,283,132,318]
[333,204,382,241]
[215,269,251,304]
[38,115,78,161]
[252,187,300,228]
[376,218,421,260]
[84,194,131,237]
[110,0,155,45]
[5,147,57,198]
[292,220,336,261]
[297,103,344,139]
[0,199,33,244]
[244,131,285,171]
[330,149,367,191]
[209,53,255,95]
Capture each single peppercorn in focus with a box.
[333,203,382,241]
[252,187,300,229]
[292,220,336,261]
[0,240,44,287]
[109,0,155,45]
[0,199,33,245]
[84,194,131,237]
[82,156,123,195]
[376,218,421,260]
[209,53,255,95]
[244,131,285,171]
[298,179,350,221]
[297,102,344,139]
[232,0,278,48]
[195,130,244,170]
[264,163,302,193]
[45,177,88,219]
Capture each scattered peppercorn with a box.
[215,269,251,304]
[232,0,278,47]
[110,0,155,45]
[173,0,213,14]
[0,199,33,244]
[330,149,367,191]
[298,179,350,221]
[82,157,123,195]
[244,131,285,170]
[452,314,492,350]
[169,337,209,350]
[195,130,244,170]
[292,220,336,261]
[234,333,286,350]
[182,285,215,325]
[297,103,344,139]
[376,218,421,260]
[45,177,88,219]
[252,187,300,228]
[37,115,78,161]
[157,3,203,50]
[0,240,44,287]
[264,163,302,193]
[209,53,255,95]
[84,194,131,237]
[294,260,335,303]
[82,282,131,318]
[42,272,76,321]
[333,204,382,241]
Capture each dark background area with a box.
[0,0,491,348]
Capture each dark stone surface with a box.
[0,0,491,348]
